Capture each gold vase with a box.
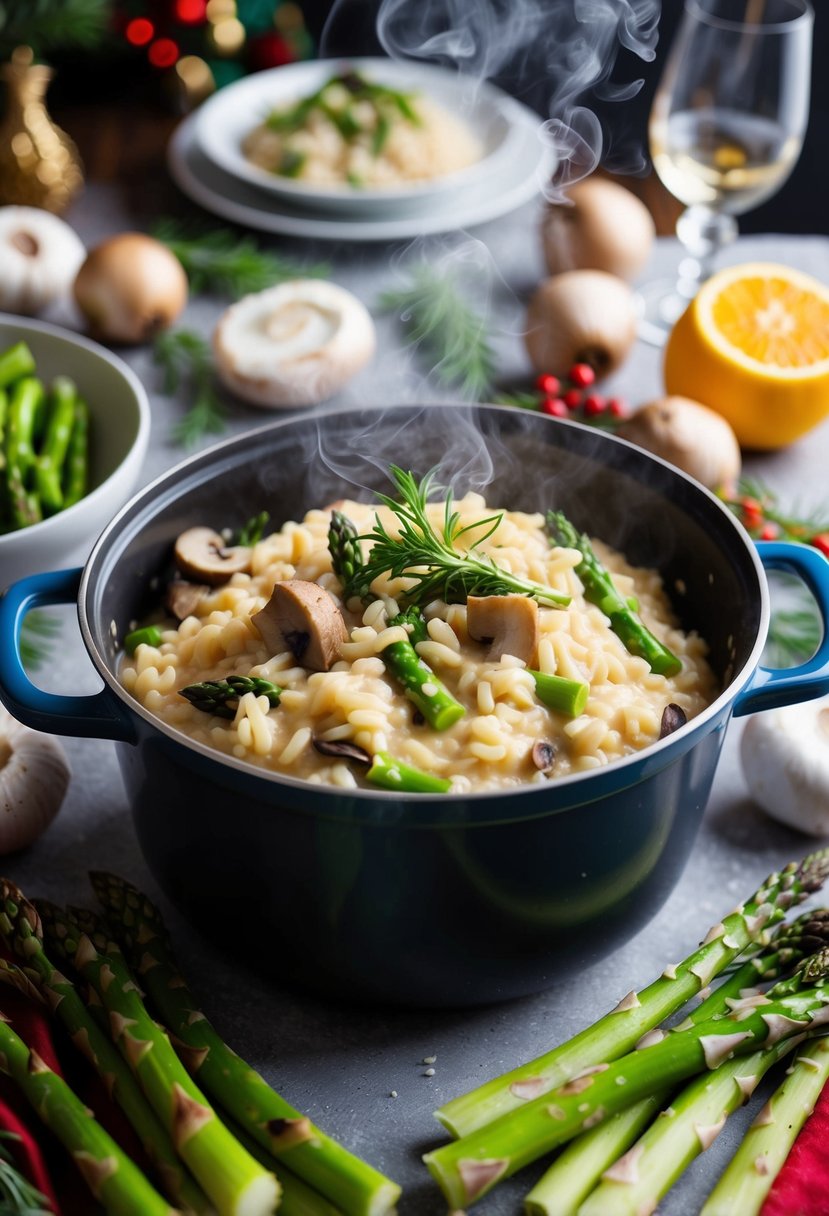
[0,45,84,213]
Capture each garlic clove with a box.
[525,270,637,382]
[0,206,86,317]
[213,280,375,409]
[541,176,655,282]
[0,705,70,854]
[740,699,829,836]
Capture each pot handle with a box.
[733,540,829,718]
[0,569,136,743]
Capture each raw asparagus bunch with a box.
[436,851,829,1138]
[88,871,401,1216]
[329,510,465,731]
[31,901,280,1216]
[0,1012,176,1216]
[0,880,211,1215]
[524,909,829,1216]
[546,510,682,676]
[424,949,829,1209]
[701,1033,829,1216]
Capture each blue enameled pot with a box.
[2,404,829,1007]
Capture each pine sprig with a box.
[153,221,329,296]
[379,267,495,401]
[0,1132,51,1215]
[354,466,570,607]
[153,330,226,448]
[19,611,59,672]
[0,0,111,57]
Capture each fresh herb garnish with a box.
[378,265,495,401]
[153,330,226,449]
[235,511,270,547]
[0,1131,51,1215]
[277,148,306,178]
[153,220,329,296]
[350,466,569,608]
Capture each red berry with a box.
[741,498,763,529]
[812,533,829,558]
[607,397,628,418]
[569,363,596,388]
[583,394,607,416]
[759,524,778,541]
[563,389,582,410]
[541,397,568,417]
[536,373,561,396]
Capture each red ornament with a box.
[535,373,560,396]
[175,0,207,22]
[569,363,596,388]
[563,389,582,410]
[583,394,607,417]
[126,17,154,46]
[759,524,778,541]
[607,397,628,418]
[247,32,296,72]
[542,398,568,417]
[812,533,829,558]
[148,38,180,68]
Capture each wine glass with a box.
[637,0,813,345]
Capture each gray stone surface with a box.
[8,177,829,1214]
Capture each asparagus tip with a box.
[798,848,829,894]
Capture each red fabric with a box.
[760,1078,829,1216]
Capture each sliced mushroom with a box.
[174,527,251,586]
[165,580,210,622]
[659,703,687,739]
[252,579,347,671]
[312,738,372,765]
[467,595,539,667]
[532,740,556,773]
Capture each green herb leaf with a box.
[379,265,495,401]
[153,220,329,296]
[0,1131,52,1215]
[153,330,226,448]
[235,511,270,547]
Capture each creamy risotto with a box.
[120,493,718,794]
[242,71,482,189]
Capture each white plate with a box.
[167,108,553,242]
[193,57,524,215]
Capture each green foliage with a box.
[0,0,111,59]
[0,1132,51,1215]
[153,221,329,297]
[153,330,226,449]
[19,610,58,671]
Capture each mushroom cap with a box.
[740,699,829,835]
[213,280,376,409]
[252,579,348,671]
[174,527,251,585]
[467,594,539,667]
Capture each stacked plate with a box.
[167,57,555,242]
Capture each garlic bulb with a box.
[541,177,655,281]
[213,280,376,408]
[616,396,742,492]
[0,206,86,316]
[525,271,637,381]
[740,700,829,836]
[0,705,70,853]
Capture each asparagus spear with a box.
[523,911,829,1216]
[546,511,682,676]
[435,851,829,1138]
[700,1033,829,1216]
[34,901,280,1216]
[329,512,464,730]
[34,376,77,515]
[0,1010,177,1216]
[62,396,89,508]
[222,1113,346,1216]
[179,676,283,718]
[424,950,829,1209]
[527,670,589,717]
[0,341,36,389]
[0,882,212,1215]
[89,872,401,1216]
[5,377,43,529]
[366,750,451,793]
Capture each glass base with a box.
[634,277,698,347]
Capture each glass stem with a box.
[674,204,738,299]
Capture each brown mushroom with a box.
[165,580,210,622]
[173,527,251,586]
[467,595,539,667]
[252,579,347,671]
[531,740,556,773]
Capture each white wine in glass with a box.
[639,0,813,344]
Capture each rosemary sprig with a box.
[355,466,570,607]
[19,611,59,672]
[153,220,329,296]
[378,266,495,401]
[0,1131,51,1215]
[153,330,226,448]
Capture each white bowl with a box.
[193,57,525,216]
[0,315,151,590]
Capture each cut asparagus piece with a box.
[223,1113,346,1216]
[0,880,212,1215]
[384,607,464,731]
[0,1010,176,1216]
[436,852,829,1138]
[523,915,829,1216]
[366,750,451,793]
[700,1033,829,1216]
[0,341,36,389]
[546,511,682,676]
[527,670,589,717]
[34,901,280,1216]
[424,952,829,1209]
[89,872,401,1216]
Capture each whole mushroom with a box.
[541,177,655,282]
[213,280,376,409]
[741,700,829,836]
[73,233,188,345]
[0,206,86,316]
[525,271,638,382]
[0,705,70,853]
[616,396,742,493]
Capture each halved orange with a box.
[664,263,829,449]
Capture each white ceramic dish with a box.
[0,315,151,590]
[194,57,524,215]
[168,107,553,241]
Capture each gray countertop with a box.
[9,174,829,1215]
